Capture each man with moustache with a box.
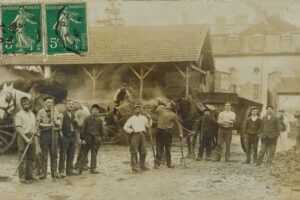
[58,100,80,177]
[15,97,38,183]
[37,96,61,179]
[123,104,152,173]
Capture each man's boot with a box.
[154,160,160,169]
[140,154,149,171]
[131,153,139,172]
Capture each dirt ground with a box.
[0,135,300,200]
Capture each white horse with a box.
[0,83,31,120]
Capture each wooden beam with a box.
[140,67,144,99]
[81,66,104,100]
[130,67,142,79]
[36,66,44,75]
[190,63,206,75]
[142,65,155,79]
[198,53,204,69]
[81,66,93,80]
[175,64,187,79]
[185,66,190,97]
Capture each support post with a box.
[185,65,190,97]
[82,66,103,101]
[175,64,190,98]
[140,67,144,99]
[44,66,52,79]
[130,65,155,100]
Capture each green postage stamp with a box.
[1,4,43,55]
[46,3,88,55]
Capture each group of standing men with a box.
[15,96,104,184]
[123,99,289,173]
[15,93,291,182]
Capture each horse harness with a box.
[0,91,16,117]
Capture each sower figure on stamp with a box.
[194,109,219,161]
[153,100,183,169]
[123,104,152,173]
[256,106,280,166]
[37,96,61,179]
[15,97,38,183]
[78,104,104,174]
[58,100,79,177]
[215,102,236,162]
[243,107,262,164]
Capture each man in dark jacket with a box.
[58,100,79,176]
[243,107,262,164]
[256,106,280,166]
[78,104,104,174]
[194,109,219,161]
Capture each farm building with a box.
[0,24,215,103]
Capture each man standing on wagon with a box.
[37,96,61,179]
[123,104,152,173]
[215,102,236,162]
[15,97,38,183]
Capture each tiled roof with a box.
[242,16,300,34]
[0,24,210,65]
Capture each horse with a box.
[176,95,219,158]
[0,83,31,120]
[176,95,202,158]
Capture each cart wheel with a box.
[0,125,16,154]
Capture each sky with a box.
[1,0,300,34]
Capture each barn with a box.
[0,24,215,103]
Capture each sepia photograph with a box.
[0,0,300,199]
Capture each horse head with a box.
[0,83,16,120]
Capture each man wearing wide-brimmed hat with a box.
[78,104,104,174]
[123,104,152,173]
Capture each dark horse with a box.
[176,96,201,158]
[176,96,219,158]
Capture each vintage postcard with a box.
[0,0,299,200]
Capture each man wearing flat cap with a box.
[123,104,152,173]
[78,104,104,174]
[242,107,262,164]
[37,95,61,179]
[256,106,280,166]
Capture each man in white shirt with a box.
[215,102,236,162]
[15,96,38,183]
[123,104,152,173]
